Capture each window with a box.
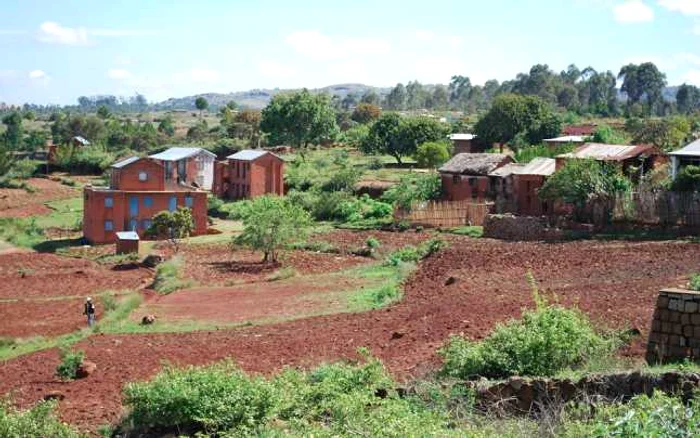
[169,196,177,212]
[452,175,460,184]
[104,220,113,231]
[129,219,138,231]
[142,219,153,230]
[138,171,148,182]
[468,177,477,187]
[143,196,153,208]
[185,196,193,208]
[104,196,113,208]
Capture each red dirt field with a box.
[0,178,78,218]
[0,237,699,434]
[0,252,152,337]
[311,228,435,255]
[172,243,371,286]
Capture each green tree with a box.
[539,159,632,210]
[260,89,338,158]
[415,141,452,168]
[618,63,667,115]
[591,125,627,144]
[2,111,23,150]
[672,165,700,192]
[0,144,14,181]
[351,103,381,124]
[630,117,692,152]
[195,96,209,119]
[473,94,561,148]
[361,114,447,164]
[385,83,407,110]
[158,116,176,137]
[359,90,380,105]
[22,110,36,121]
[449,75,472,109]
[234,196,312,263]
[148,207,195,253]
[406,81,427,110]
[429,85,449,110]
[676,84,700,114]
[96,105,111,119]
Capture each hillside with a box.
[153,83,392,110]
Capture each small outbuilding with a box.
[669,138,700,180]
[439,153,514,202]
[213,150,284,200]
[543,135,586,149]
[448,133,478,154]
[513,157,557,216]
[115,231,139,255]
[555,143,663,178]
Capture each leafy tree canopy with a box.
[539,159,632,207]
[360,114,448,164]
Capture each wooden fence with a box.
[394,201,492,228]
[583,190,700,227]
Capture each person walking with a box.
[84,297,96,327]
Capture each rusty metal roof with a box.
[556,143,655,161]
[515,157,556,176]
[489,163,525,177]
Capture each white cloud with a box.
[36,21,156,46]
[613,1,655,22]
[28,70,47,79]
[173,68,220,83]
[682,69,700,84]
[285,30,390,59]
[414,30,436,42]
[107,69,132,79]
[693,21,700,34]
[257,60,297,79]
[658,0,700,15]
[37,21,90,45]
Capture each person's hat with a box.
[86,297,92,301]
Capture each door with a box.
[177,160,187,182]
[129,196,138,217]
[169,196,177,212]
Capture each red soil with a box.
[0,178,77,218]
[0,237,698,434]
[311,229,435,255]
[0,252,152,337]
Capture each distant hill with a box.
[153,83,392,111]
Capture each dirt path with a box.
[0,238,698,433]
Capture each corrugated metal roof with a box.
[516,157,556,176]
[439,153,510,175]
[111,156,141,169]
[448,133,476,141]
[543,135,585,143]
[227,150,278,161]
[149,147,216,161]
[72,136,90,145]
[557,143,654,161]
[669,138,700,157]
[489,163,525,177]
[116,231,140,241]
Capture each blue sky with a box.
[1,0,699,105]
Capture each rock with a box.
[444,276,458,286]
[141,314,157,325]
[76,360,97,379]
[142,254,164,268]
[43,390,65,401]
[391,331,405,340]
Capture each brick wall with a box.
[647,288,700,364]
[442,174,490,202]
[112,159,165,191]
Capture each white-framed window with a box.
[104,196,113,208]
[185,196,193,208]
[138,171,148,182]
[104,220,114,231]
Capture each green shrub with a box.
[382,173,441,210]
[672,165,700,192]
[443,226,483,238]
[321,165,360,192]
[54,146,114,175]
[0,400,84,438]
[7,159,42,179]
[123,361,275,434]
[288,240,339,253]
[55,348,84,380]
[415,141,452,168]
[334,194,393,224]
[690,273,700,291]
[439,290,618,379]
[266,267,297,282]
[152,256,192,294]
[385,239,446,267]
[100,293,118,312]
[311,190,353,221]
[366,237,381,250]
[561,391,700,438]
[0,217,44,248]
[513,143,575,163]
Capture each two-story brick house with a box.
[83,156,208,244]
[212,150,284,200]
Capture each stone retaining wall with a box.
[470,371,700,414]
[646,288,700,364]
[483,214,563,241]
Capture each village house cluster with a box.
[83,148,284,244]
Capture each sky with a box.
[1,0,699,105]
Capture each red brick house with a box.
[212,150,284,200]
[555,143,664,179]
[149,147,216,190]
[448,133,479,155]
[562,124,597,136]
[513,157,556,216]
[439,153,514,202]
[83,157,207,244]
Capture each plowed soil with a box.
[0,237,699,434]
[0,252,152,337]
[0,178,77,217]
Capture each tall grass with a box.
[152,256,193,294]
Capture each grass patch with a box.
[441,226,483,238]
[384,238,446,266]
[33,197,83,230]
[287,240,339,253]
[55,348,84,380]
[152,256,193,294]
[0,400,85,438]
[690,273,700,291]
[266,267,298,282]
[346,262,415,311]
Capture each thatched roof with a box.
[439,153,510,176]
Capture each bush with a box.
[690,273,700,291]
[320,165,360,192]
[53,146,114,175]
[152,256,192,294]
[123,361,275,434]
[56,348,85,380]
[382,173,441,210]
[7,159,42,180]
[514,143,576,163]
[385,239,446,267]
[334,194,393,224]
[266,267,297,282]
[439,287,618,379]
[415,141,452,168]
[561,391,700,438]
[672,165,700,192]
[0,400,84,438]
